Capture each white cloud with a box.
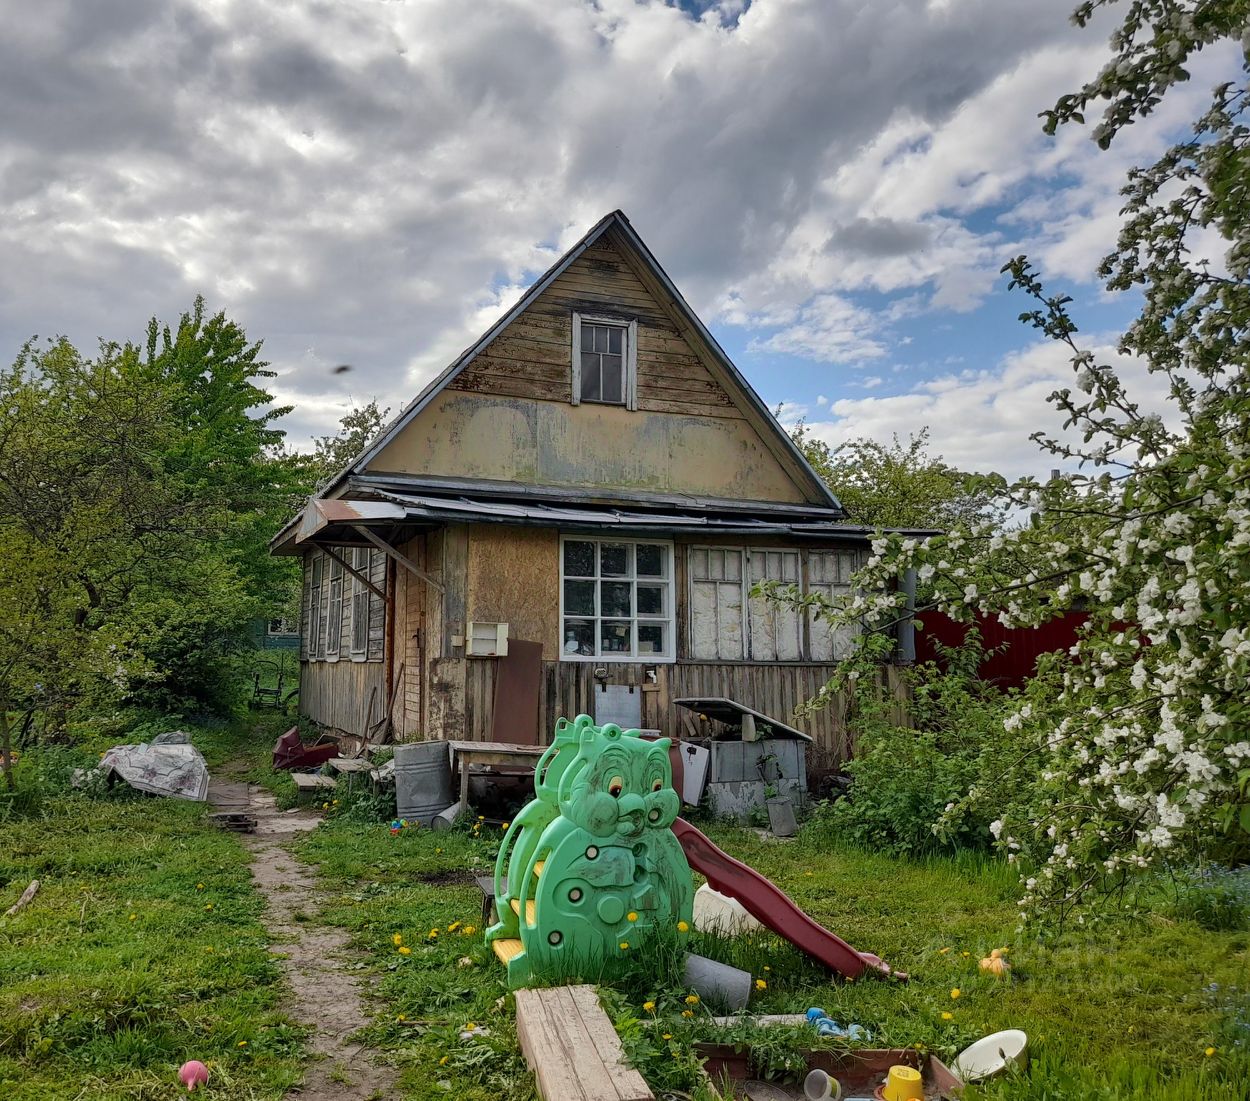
[797,336,1176,481]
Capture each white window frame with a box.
[559,535,674,663]
[349,546,369,659]
[268,616,298,638]
[571,312,638,410]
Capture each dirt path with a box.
[209,773,399,1101]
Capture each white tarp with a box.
[97,732,209,801]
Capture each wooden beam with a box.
[320,545,386,601]
[353,526,445,593]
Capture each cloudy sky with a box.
[1,0,1236,479]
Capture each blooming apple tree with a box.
[796,2,1250,918]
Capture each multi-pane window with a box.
[350,546,369,656]
[688,546,861,662]
[326,557,344,657]
[807,550,862,661]
[688,548,746,660]
[268,617,298,637]
[308,553,324,658]
[560,538,673,660]
[572,313,636,409]
[579,323,626,403]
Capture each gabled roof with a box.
[323,210,842,512]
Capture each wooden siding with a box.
[299,657,387,738]
[448,233,743,421]
[434,658,871,764]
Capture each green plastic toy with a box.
[486,714,694,986]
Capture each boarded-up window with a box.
[326,556,344,657]
[688,546,860,662]
[747,549,802,661]
[350,547,369,656]
[688,547,745,660]
[807,550,862,661]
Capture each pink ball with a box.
[179,1060,210,1091]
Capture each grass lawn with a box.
[0,715,305,1101]
[296,809,1250,1101]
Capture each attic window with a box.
[572,312,637,409]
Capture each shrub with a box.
[809,630,1018,856]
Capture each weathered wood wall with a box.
[448,231,743,420]
[299,658,387,738]
[440,658,908,766]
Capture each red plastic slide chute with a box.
[671,818,905,982]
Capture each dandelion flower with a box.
[681,1010,693,1019]
[204,946,214,953]
[448,921,461,932]
[677,921,689,933]
[961,951,970,958]
[429,928,439,937]
[478,816,485,822]
[237,1041,247,1047]
[398,946,412,956]
[627,911,638,922]
[619,941,630,950]
[462,925,476,936]
[393,933,404,946]
[941,1012,953,1021]
[204,903,214,911]
[763,966,771,972]
[196,883,205,890]
[439,1055,449,1066]
[755,979,766,991]
[465,1022,477,1031]
[1205,1047,1216,1057]
[129,913,137,921]
[804,871,813,877]
[501,822,510,830]
[662,1033,672,1040]
[950,988,961,1000]
[685,994,699,1005]
[643,1001,656,1012]
[938,947,951,955]
[397,1014,406,1022]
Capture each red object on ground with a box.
[670,818,905,982]
[271,726,339,770]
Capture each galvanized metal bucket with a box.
[394,741,452,825]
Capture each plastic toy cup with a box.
[881,1064,923,1101]
[803,1068,842,1100]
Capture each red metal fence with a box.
[914,610,1088,688]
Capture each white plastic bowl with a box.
[954,1029,1029,1082]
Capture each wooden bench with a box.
[514,985,654,1101]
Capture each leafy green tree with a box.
[809,1,1250,918]
[306,400,390,489]
[790,423,1005,530]
[0,299,304,732]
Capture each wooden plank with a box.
[515,988,584,1101]
[566,985,654,1099]
[514,985,653,1101]
[290,773,337,791]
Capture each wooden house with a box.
[270,211,885,759]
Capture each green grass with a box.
[0,717,304,1101]
[295,812,1250,1101]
